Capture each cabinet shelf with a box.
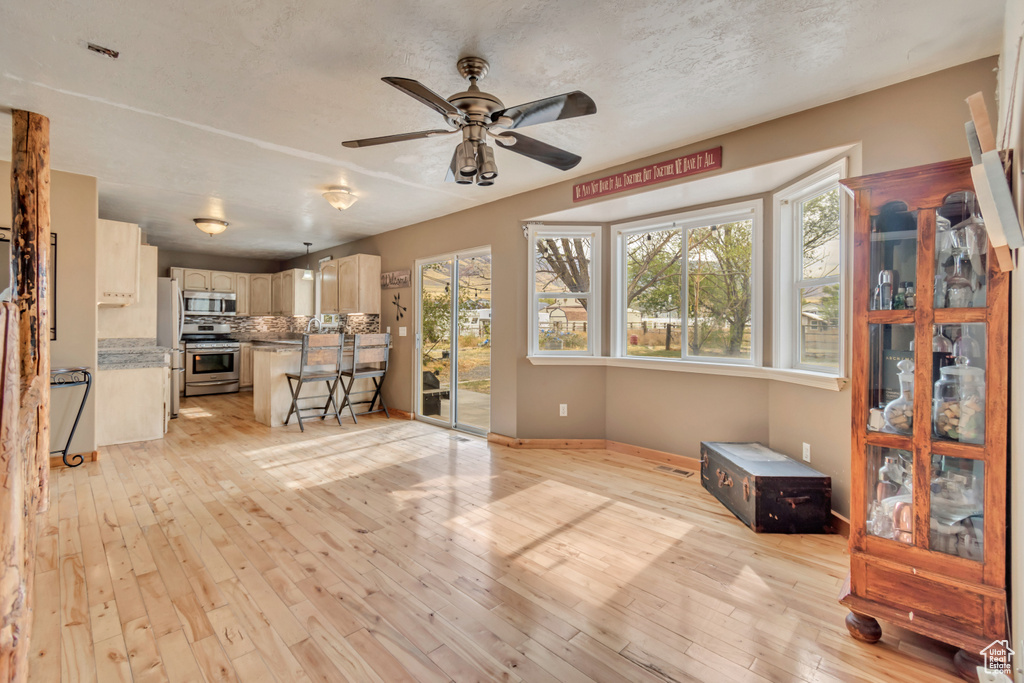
[865,310,914,324]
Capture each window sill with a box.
[527,355,847,391]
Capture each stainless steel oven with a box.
[184,342,240,396]
[183,290,237,317]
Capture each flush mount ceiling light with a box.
[323,188,358,210]
[193,218,228,236]
[301,242,314,280]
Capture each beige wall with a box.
[156,248,281,277]
[284,57,997,516]
[1,162,98,455]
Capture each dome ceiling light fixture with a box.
[323,188,358,210]
[193,218,228,236]
[342,56,596,187]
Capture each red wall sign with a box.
[572,146,723,202]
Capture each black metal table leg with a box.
[50,367,92,467]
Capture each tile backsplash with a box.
[186,314,380,340]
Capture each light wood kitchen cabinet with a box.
[271,272,285,315]
[182,269,211,291]
[97,219,141,306]
[240,342,253,388]
[250,274,273,315]
[320,254,381,315]
[169,267,184,285]
[210,271,236,293]
[235,273,250,316]
[320,259,340,314]
[273,269,314,317]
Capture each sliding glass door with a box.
[416,248,491,433]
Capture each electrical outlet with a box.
[399,327,407,337]
[559,404,567,417]
[386,326,391,335]
[802,442,811,462]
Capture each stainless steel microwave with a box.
[182,290,237,316]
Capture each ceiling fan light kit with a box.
[323,188,359,210]
[193,218,228,236]
[342,56,596,186]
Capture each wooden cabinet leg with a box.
[844,611,882,643]
[952,649,984,682]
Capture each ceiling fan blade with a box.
[342,129,456,148]
[495,132,582,171]
[491,91,596,129]
[382,77,461,118]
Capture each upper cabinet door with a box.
[183,269,211,291]
[337,257,358,314]
[210,271,236,293]
[235,273,250,316]
[97,220,141,306]
[249,274,272,316]
[321,260,340,314]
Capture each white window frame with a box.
[611,199,763,366]
[528,225,601,357]
[773,159,848,376]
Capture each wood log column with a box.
[2,109,51,683]
[10,110,50,514]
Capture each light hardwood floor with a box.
[29,392,962,683]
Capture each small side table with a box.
[50,367,91,467]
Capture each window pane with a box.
[870,201,917,311]
[799,284,840,368]
[867,323,914,432]
[800,187,841,280]
[686,220,752,359]
[537,297,589,351]
[625,228,683,357]
[936,191,988,309]
[535,237,592,293]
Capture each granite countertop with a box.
[98,337,171,370]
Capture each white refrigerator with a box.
[156,277,184,418]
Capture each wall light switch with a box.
[802,443,811,462]
[386,326,391,335]
[399,327,407,337]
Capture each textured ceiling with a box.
[0,0,1005,260]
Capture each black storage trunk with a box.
[700,442,832,534]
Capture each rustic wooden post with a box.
[0,305,26,683]
[10,110,50,514]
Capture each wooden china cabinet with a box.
[840,158,1008,678]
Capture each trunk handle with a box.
[716,468,733,488]
[780,495,811,508]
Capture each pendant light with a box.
[301,242,314,280]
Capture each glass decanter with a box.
[883,359,913,435]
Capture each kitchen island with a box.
[252,339,383,427]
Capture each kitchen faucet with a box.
[305,317,322,333]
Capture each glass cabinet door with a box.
[869,202,918,311]
[867,324,915,433]
[935,192,988,309]
[931,323,986,445]
[929,454,984,561]
[866,446,914,544]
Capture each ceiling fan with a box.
[342,56,596,186]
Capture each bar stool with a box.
[285,333,345,431]
[339,333,391,423]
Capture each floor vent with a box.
[655,465,695,478]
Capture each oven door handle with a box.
[187,379,239,387]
